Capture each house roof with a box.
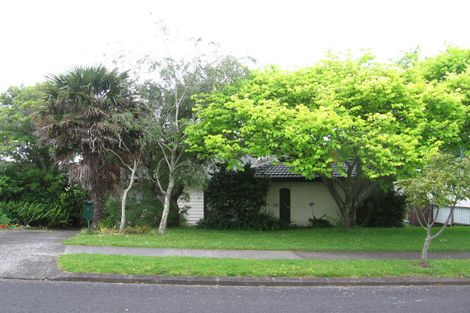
[457,199,470,208]
[254,163,348,180]
[255,164,305,179]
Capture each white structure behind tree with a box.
[434,200,470,225]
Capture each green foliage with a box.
[0,84,48,163]
[356,190,406,227]
[1,165,64,202]
[0,212,11,225]
[103,198,166,228]
[198,164,275,230]
[102,182,182,229]
[0,201,74,227]
[419,47,470,81]
[0,163,86,227]
[187,54,465,178]
[400,154,470,213]
[418,47,470,152]
[197,213,282,231]
[186,52,467,226]
[399,153,470,265]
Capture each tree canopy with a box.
[186,53,467,226]
[0,85,49,165]
[418,47,470,152]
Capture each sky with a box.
[0,0,469,91]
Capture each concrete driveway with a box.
[0,230,76,279]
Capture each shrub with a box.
[0,212,11,225]
[201,164,273,230]
[103,196,180,229]
[198,212,282,231]
[0,164,86,227]
[0,201,74,227]
[356,190,406,227]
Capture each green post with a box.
[83,200,94,234]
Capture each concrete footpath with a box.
[65,245,470,260]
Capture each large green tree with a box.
[186,53,467,227]
[36,66,136,225]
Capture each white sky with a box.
[0,0,469,91]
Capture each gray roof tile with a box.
[254,163,351,179]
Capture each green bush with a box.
[199,164,279,230]
[103,195,180,229]
[198,212,282,231]
[0,212,10,225]
[0,164,86,227]
[356,190,406,227]
[0,201,77,227]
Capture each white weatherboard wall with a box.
[264,181,340,225]
[178,189,204,225]
[434,200,470,225]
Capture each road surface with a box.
[0,279,469,313]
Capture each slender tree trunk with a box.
[158,173,175,234]
[119,160,138,234]
[421,230,432,267]
[419,205,456,267]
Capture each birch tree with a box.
[106,139,141,233]
[139,55,248,234]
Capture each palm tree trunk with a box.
[90,190,105,227]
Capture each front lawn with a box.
[59,254,470,278]
[64,226,470,252]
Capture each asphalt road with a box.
[1,279,469,313]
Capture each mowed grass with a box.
[64,226,470,252]
[59,254,470,278]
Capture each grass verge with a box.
[64,226,470,252]
[59,254,470,278]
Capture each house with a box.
[179,164,341,226]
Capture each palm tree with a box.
[36,66,135,225]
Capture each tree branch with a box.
[431,200,458,240]
[153,159,166,195]
[415,207,427,231]
[104,147,134,172]
[157,140,172,169]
